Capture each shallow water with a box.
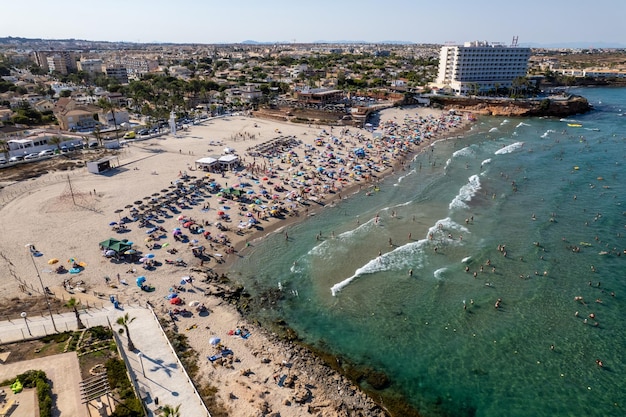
[231,87,626,417]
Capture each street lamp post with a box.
[137,352,146,377]
[28,250,58,332]
[21,312,31,336]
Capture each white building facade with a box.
[435,41,531,95]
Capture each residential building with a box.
[35,51,77,73]
[33,99,55,113]
[434,41,531,95]
[105,65,129,84]
[46,55,69,74]
[77,59,104,76]
[53,98,100,131]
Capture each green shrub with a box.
[110,398,144,417]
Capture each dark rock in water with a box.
[365,369,391,390]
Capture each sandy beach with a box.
[0,106,471,416]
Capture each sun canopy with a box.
[99,238,132,254]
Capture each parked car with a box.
[0,158,7,165]
[9,155,24,162]
[24,153,40,160]
[38,149,55,157]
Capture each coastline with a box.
[217,112,474,274]
[0,105,474,416]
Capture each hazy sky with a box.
[3,0,624,46]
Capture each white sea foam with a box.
[494,142,524,155]
[452,146,473,158]
[449,175,481,210]
[330,240,427,296]
[331,216,470,296]
[489,127,499,133]
[540,129,555,138]
[516,122,531,128]
[462,256,472,263]
[481,158,492,167]
[395,168,416,185]
[433,268,447,280]
[500,119,509,125]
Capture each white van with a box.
[38,149,55,157]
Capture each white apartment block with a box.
[435,41,531,95]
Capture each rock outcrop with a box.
[430,95,591,117]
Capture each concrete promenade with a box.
[0,305,210,417]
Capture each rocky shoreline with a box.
[430,94,591,117]
[201,268,420,417]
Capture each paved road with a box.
[0,305,210,417]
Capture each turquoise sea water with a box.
[230,87,626,417]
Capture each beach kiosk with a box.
[195,156,219,171]
[218,154,240,171]
[87,156,119,174]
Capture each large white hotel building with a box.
[434,41,531,95]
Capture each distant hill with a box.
[524,41,626,49]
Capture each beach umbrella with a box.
[180,279,187,285]
[125,204,133,209]
[124,249,137,254]
[109,221,118,226]
[114,209,124,214]
[162,242,170,248]
[189,300,200,307]
[105,250,116,257]
[173,230,182,236]
[136,276,146,286]
[152,193,160,197]
[177,215,186,221]
[209,337,220,346]
[48,258,59,265]
[145,253,155,259]
[169,297,181,305]
[25,243,34,248]
[139,257,148,263]
[167,293,178,299]
[217,210,225,216]
[134,200,143,205]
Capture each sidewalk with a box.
[0,305,210,417]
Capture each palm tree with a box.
[161,404,180,417]
[0,139,9,161]
[97,97,119,141]
[65,297,85,329]
[48,136,63,154]
[91,126,103,148]
[116,313,136,351]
